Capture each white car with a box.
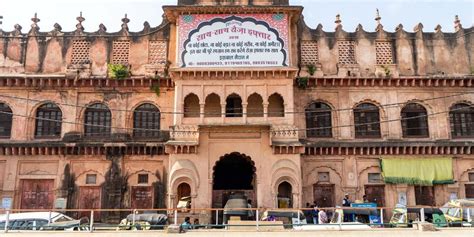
[0,212,78,231]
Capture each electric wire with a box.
[0,92,471,117]
[0,104,472,134]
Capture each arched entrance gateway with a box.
[212,152,256,211]
[277,181,292,208]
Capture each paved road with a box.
[2,229,474,237]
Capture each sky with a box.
[1,0,472,33]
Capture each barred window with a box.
[0,103,13,138]
[226,94,243,118]
[133,103,161,138]
[354,103,381,138]
[183,94,200,118]
[86,174,97,184]
[268,93,285,117]
[401,103,429,138]
[138,174,149,184]
[368,173,382,183]
[305,102,332,138]
[247,93,263,117]
[450,103,474,138]
[35,103,62,138]
[84,103,111,137]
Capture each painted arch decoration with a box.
[178,14,289,68]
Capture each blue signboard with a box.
[350,203,381,226]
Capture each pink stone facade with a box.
[0,0,473,224]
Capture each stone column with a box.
[221,103,226,123]
[199,103,205,123]
[263,103,269,122]
[242,103,248,123]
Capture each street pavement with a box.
[2,229,474,237]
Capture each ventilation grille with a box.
[112,40,130,65]
[376,41,394,65]
[338,41,356,65]
[301,41,319,66]
[71,40,90,65]
[148,41,168,65]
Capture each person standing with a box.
[304,203,312,224]
[342,193,352,222]
[363,195,369,203]
[247,199,254,220]
[318,208,328,224]
[311,206,319,224]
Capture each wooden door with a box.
[465,184,474,198]
[131,186,153,209]
[365,185,385,207]
[177,183,191,201]
[313,184,334,207]
[415,186,435,206]
[20,179,54,209]
[78,186,101,220]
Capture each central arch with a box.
[212,152,256,207]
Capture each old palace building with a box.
[0,0,473,223]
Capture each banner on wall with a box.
[178,14,289,68]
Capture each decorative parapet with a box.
[0,75,174,88]
[296,76,474,88]
[270,125,299,144]
[170,125,199,142]
[304,141,474,156]
[166,125,200,154]
[270,125,304,154]
[169,67,298,80]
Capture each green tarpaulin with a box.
[381,157,454,186]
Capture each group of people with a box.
[305,193,358,224]
[303,203,329,224]
[180,217,200,232]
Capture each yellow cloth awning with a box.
[381,157,454,186]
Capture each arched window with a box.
[35,103,62,138]
[183,94,200,118]
[354,103,381,138]
[84,103,111,137]
[450,103,474,138]
[204,93,221,118]
[226,93,243,117]
[305,102,332,138]
[401,103,429,138]
[268,93,284,117]
[133,103,160,138]
[247,93,263,117]
[0,103,13,138]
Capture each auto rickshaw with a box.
[441,199,474,227]
[389,204,447,227]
